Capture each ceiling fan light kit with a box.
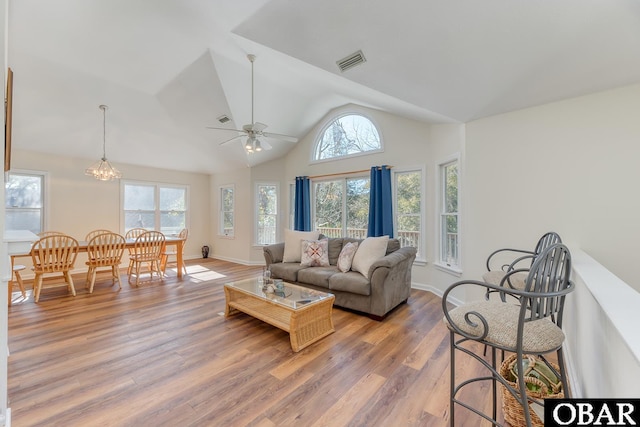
[206,54,298,154]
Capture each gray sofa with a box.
[263,237,417,320]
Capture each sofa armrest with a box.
[263,242,285,267]
[368,246,417,317]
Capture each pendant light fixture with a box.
[85,104,122,181]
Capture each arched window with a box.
[313,113,382,161]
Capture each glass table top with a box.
[225,277,333,310]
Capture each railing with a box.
[317,227,421,253]
[442,232,459,265]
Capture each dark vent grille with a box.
[217,115,230,124]
[337,50,366,72]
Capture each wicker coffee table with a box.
[224,278,335,352]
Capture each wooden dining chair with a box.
[8,259,27,306]
[85,232,126,293]
[37,231,65,237]
[31,234,80,302]
[125,228,147,240]
[128,231,165,286]
[160,228,188,276]
[85,229,113,242]
[125,228,148,272]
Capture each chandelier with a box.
[85,104,122,181]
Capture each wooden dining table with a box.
[11,235,187,278]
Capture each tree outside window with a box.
[5,172,45,234]
[123,182,188,235]
[440,161,459,267]
[256,183,277,245]
[314,177,369,238]
[220,186,234,237]
[395,170,423,259]
[314,114,382,161]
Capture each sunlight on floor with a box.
[9,289,32,305]
[168,264,227,283]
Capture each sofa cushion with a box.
[386,238,400,254]
[329,271,371,296]
[337,241,359,272]
[300,238,330,267]
[352,235,390,278]
[269,262,307,283]
[327,238,344,265]
[297,266,339,289]
[283,229,320,263]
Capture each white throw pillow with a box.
[337,242,359,273]
[282,229,320,262]
[351,236,389,278]
[300,239,330,267]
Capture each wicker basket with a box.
[499,354,564,427]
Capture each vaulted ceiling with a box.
[8,0,640,174]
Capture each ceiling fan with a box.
[207,54,298,153]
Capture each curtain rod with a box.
[305,165,393,180]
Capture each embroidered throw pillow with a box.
[283,229,320,262]
[300,238,330,267]
[351,235,389,278]
[337,241,359,273]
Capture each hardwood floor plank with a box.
[7,258,506,426]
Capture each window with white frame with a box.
[313,176,369,238]
[439,159,460,269]
[313,113,382,162]
[122,181,188,235]
[256,183,278,245]
[220,185,234,237]
[394,168,424,260]
[289,182,295,230]
[5,171,46,234]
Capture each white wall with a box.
[463,83,640,298]
[10,148,211,266]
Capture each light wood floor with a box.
[7,258,505,426]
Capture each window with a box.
[256,183,278,245]
[439,159,460,269]
[122,181,188,235]
[220,185,234,237]
[314,176,369,238]
[394,169,424,260]
[313,113,382,161]
[5,171,45,234]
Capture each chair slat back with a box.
[31,235,79,273]
[178,228,188,240]
[125,228,148,240]
[38,231,66,237]
[133,231,165,261]
[523,243,572,323]
[533,231,562,255]
[85,229,113,241]
[87,232,126,267]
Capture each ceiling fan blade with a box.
[219,134,243,146]
[259,138,272,150]
[207,126,245,133]
[252,122,268,133]
[262,132,299,143]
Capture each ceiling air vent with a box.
[217,115,230,124]
[336,50,366,73]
